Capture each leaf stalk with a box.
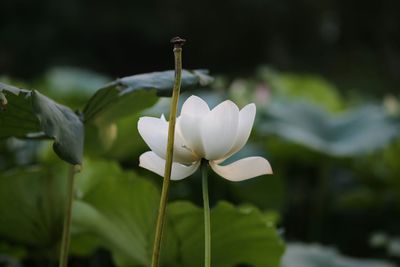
[59,164,79,267]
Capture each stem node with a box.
[170,36,186,48]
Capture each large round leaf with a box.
[0,166,67,250]
[281,243,395,267]
[259,101,400,157]
[83,69,213,124]
[0,82,84,164]
[0,83,40,138]
[166,201,285,267]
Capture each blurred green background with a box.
[1,0,400,266]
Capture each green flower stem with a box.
[59,164,79,267]
[151,37,186,267]
[201,159,211,267]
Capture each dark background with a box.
[1,0,399,95]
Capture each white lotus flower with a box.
[138,95,273,181]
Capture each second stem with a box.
[59,165,78,267]
[201,160,211,267]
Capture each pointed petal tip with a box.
[187,95,202,101]
[137,117,145,132]
[217,99,239,109]
[244,102,256,111]
[138,152,149,167]
[260,157,273,175]
[240,103,256,116]
[137,116,158,130]
[181,95,210,116]
[266,162,273,175]
[184,95,206,105]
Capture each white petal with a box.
[139,151,200,180]
[138,117,166,157]
[178,96,210,157]
[137,117,198,164]
[178,115,205,158]
[201,100,239,160]
[210,156,272,181]
[218,103,256,162]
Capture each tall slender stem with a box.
[201,160,211,267]
[59,164,78,267]
[151,37,186,267]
